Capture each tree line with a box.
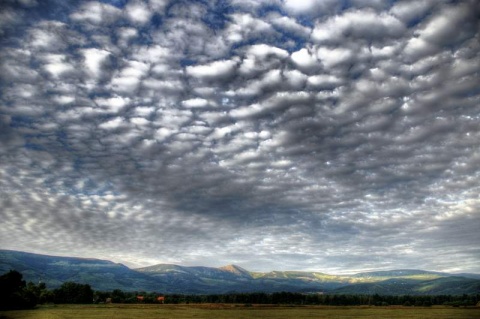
[96,291,479,307]
[0,270,92,310]
[1,270,479,310]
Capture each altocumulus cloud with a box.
[0,0,479,274]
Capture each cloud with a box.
[182,98,211,108]
[402,1,479,61]
[225,13,274,43]
[290,47,319,71]
[311,9,405,44]
[389,0,435,24]
[317,47,353,69]
[186,59,238,80]
[70,1,122,25]
[82,48,111,78]
[283,0,338,16]
[418,1,477,46]
[267,13,311,38]
[0,0,479,274]
[125,0,152,25]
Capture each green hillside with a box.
[0,250,166,292]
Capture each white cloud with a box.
[182,98,210,108]
[99,116,125,130]
[186,59,238,80]
[418,2,475,46]
[148,0,169,13]
[130,117,150,126]
[290,48,319,70]
[119,60,150,78]
[95,96,130,113]
[283,0,337,15]
[82,48,110,78]
[153,109,193,129]
[283,70,307,89]
[53,95,75,105]
[125,1,152,25]
[403,37,436,61]
[268,14,311,37]
[110,60,149,93]
[117,27,138,47]
[307,74,343,88]
[317,47,353,69]
[133,45,170,63]
[70,1,122,25]
[311,9,405,43]
[390,0,435,24]
[371,44,399,59]
[236,69,283,96]
[225,13,273,43]
[349,0,388,10]
[29,21,69,50]
[134,106,156,117]
[42,54,75,78]
[246,44,289,60]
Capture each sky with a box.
[0,0,479,275]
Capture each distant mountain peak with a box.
[220,264,251,277]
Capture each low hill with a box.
[351,269,447,281]
[0,250,166,291]
[413,276,480,295]
[136,263,255,293]
[332,276,480,295]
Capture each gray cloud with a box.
[0,0,479,274]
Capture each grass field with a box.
[1,304,479,319]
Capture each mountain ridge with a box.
[219,264,252,278]
[1,249,479,295]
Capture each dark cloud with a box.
[0,0,479,274]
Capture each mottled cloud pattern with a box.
[1,0,479,274]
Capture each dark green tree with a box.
[110,289,126,303]
[53,282,93,304]
[0,270,37,310]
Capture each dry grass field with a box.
[1,304,479,319]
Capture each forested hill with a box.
[1,250,479,295]
[0,250,165,292]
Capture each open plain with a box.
[1,304,479,319]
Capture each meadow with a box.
[1,304,479,319]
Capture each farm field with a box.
[1,304,479,319]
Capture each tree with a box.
[0,270,37,310]
[111,289,126,303]
[53,282,93,304]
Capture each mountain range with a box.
[1,250,479,295]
